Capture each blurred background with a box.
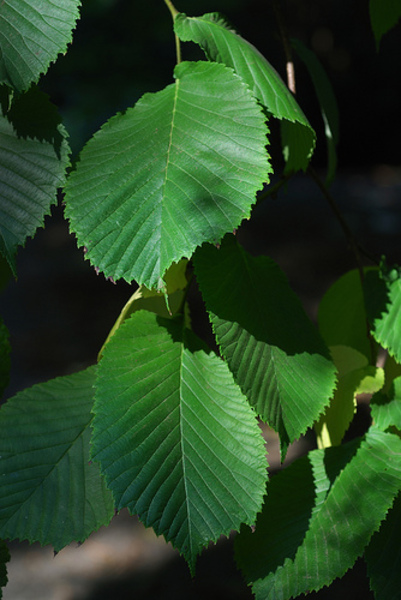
[1,0,401,597]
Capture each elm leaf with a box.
[91,310,268,572]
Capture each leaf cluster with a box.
[1,1,401,599]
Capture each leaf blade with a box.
[91,310,268,571]
[0,91,70,273]
[0,0,81,92]
[174,12,315,172]
[236,428,401,599]
[194,235,337,453]
[0,367,114,551]
[65,60,270,288]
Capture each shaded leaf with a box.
[318,268,374,360]
[174,12,315,173]
[65,60,270,289]
[6,86,66,151]
[194,235,336,455]
[291,38,339,184]
[235,437,360,582]
[0,93,70,273]
[369,0,401,49]
[0,0,81,92]
[236,428,401,599]
[91,310,267,572]
[365,491,401,600]
[0,367,114,551]
[371,376,401,431]
[364,267,401,363]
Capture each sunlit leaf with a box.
[194,235,336,455]
[236,428,401,599]
[65,60,270,289]
[315,345,384,448]
[174,12,315,173]
[92,310,268,572]
[98,259,190,359]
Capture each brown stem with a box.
[271,0,296,93]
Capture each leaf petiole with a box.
[164,0,181,64]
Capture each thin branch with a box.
[255,173,293,205]
[307,165,378,276]
[272,0,296,93]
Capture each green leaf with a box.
[369,0,401,49]
[0,0,81,92]
[91,310,267,573]
[0,90,70,274]
[98,259,190,359]
[194,235,337,455]
[315,346,383,448]
[236,428,401,599]
[174,12,315,173]
[0,318,10,398]
[0,367,114,551]
[0,540,9,598]
[365,491,401,600]
[371,376,401,432]
[291,38,339,185]
[318,268,373,360]
[65,60,270,289]
[364,267,401,363]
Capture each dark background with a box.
[1,0,401,598]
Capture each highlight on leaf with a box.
[174,11,316,172]
[65,60,270,289]
[91,309,268,572]
[194,235,337,457]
